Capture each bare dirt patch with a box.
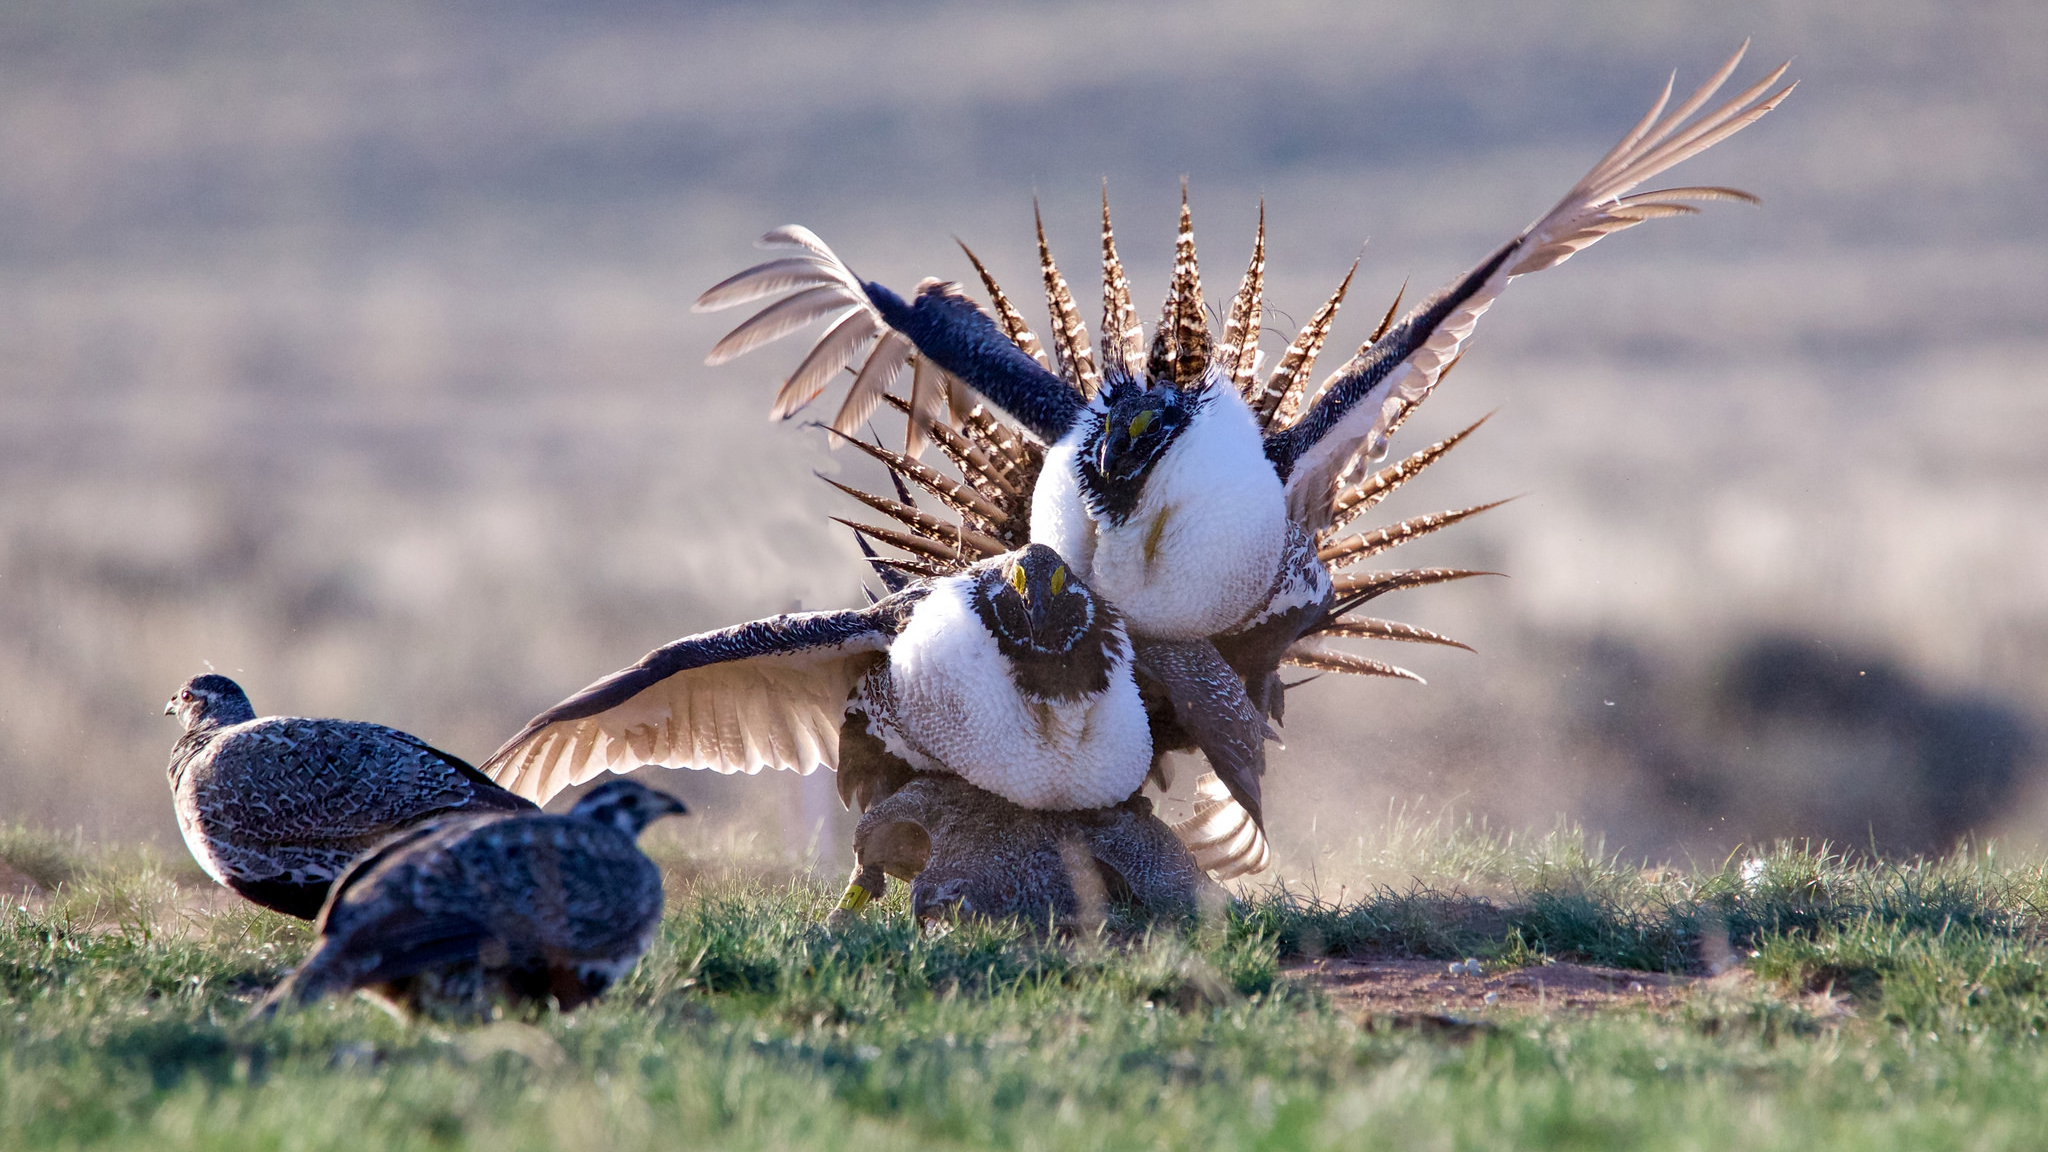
[1287,957,1697,1018]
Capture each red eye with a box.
[180,690,193,701]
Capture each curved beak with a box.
[163,698,178,717]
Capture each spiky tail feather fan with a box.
[708,45,1789,881]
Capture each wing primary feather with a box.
[821,330,911,431]
[902,356,947,457]
[706,285,860,366]
[756,224,841,257]
[1271,50,1789,528]
[776,309,882,421]
[694,256,844,313]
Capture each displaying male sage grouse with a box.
[479,545,1260,823]
[165,674,534,919]
[255,779,686,1019]
[695,45,1794,876]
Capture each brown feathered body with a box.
[165,674,534,919]
[838,774,1220,926]
[257,780,684,1019]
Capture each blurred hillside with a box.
[2,0,2044,872]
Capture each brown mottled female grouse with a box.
[165,674,534,918]
[255,779,686,1019]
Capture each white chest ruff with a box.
[1037,386,1286,640]
[860,582,1152,810]
[1030,434,1096,574]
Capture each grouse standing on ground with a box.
[479,544,1267,818]
[255,779,685,1019]
[164,674,534,918]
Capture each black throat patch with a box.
[969,570,1126,702]
[1075,382,1208,527]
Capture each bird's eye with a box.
[179,690,193,701]
[1049,566,1067,596]
[1009,565,1028,596]
[1128,410,1157,438]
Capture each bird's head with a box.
[912,875,976,925]
[1082,380,1203,523]
[976,543,1099,657]
[164,674,256,732]
[570,780,689,838]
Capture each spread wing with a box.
[697,226,1083,448]
[481,599,920,806]
[1268,44,1794,530]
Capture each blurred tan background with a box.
[4,0,2045,876]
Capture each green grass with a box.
[4,828,2048,1150]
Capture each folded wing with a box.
[481,601,917,806]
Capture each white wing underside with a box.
[1169,772,1271,880]
[696,225,966,455]
[488,650,882,807]
[1284,43,1795,527]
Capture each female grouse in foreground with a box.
[165,674,534,918]
[255,779,686,1019]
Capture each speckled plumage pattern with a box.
[842,774,1219,926]
[164,675,533,919]
[256,780,684,1019]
